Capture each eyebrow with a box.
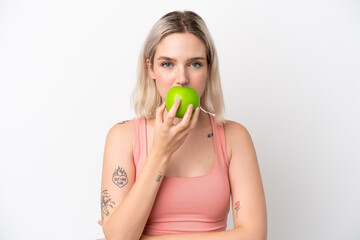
[156,56,206,61]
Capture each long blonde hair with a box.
[131,10,225,124]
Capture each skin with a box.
[99,33,267,240]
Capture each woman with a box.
[99,10,267,240]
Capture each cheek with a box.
[151,67,171,98]
[192,71,208,96]
[154,77,173,100]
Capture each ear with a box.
[146,59,156,80]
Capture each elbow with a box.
[234,225,267,240]
[253,227,267,240]
[249,226,267,240]
[103,223,141,240]
[237,215,267,240]
[257,229,267,240]
[102,225,117,240]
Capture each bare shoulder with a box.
[106,120,133,141]
[224,120,252,141]
[224,120,254,161]
[104,120,134,161]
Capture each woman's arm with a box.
[101,101,200,240]
[227,121,267,239]
[101,121,168,240]
[140,121,267,240]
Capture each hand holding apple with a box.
[151,101,200,160]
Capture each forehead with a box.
[155,33,206,59]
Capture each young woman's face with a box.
[148,33,208,102]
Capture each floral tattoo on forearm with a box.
[101,190,115,220]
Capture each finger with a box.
[188,107,200,130]
[175,104,193,131]
[155,102,166,126]
[165,98,181,126]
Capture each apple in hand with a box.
[165,86,200,118]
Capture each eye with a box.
[190,62,202,68]
[161,62,173,68]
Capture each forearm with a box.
[143,227,266,240]
[103,151,168,240]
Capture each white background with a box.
[1,0,359,239]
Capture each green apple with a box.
[165,86,200,118]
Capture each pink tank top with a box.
[132,114,230,235]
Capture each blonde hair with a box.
[131,10,225,124]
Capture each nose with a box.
[175,66,189,86]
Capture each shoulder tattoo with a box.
[117,120,129,125]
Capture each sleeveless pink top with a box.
[132,114,230,235]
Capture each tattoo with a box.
[208,132,213,138]
[156,172,163,182]
[117,120,129,125]
[112,166,128,188]
[101,190,115,220]
[234,201,241,218]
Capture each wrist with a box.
[148,147,170,166]
[149,143,172,162]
